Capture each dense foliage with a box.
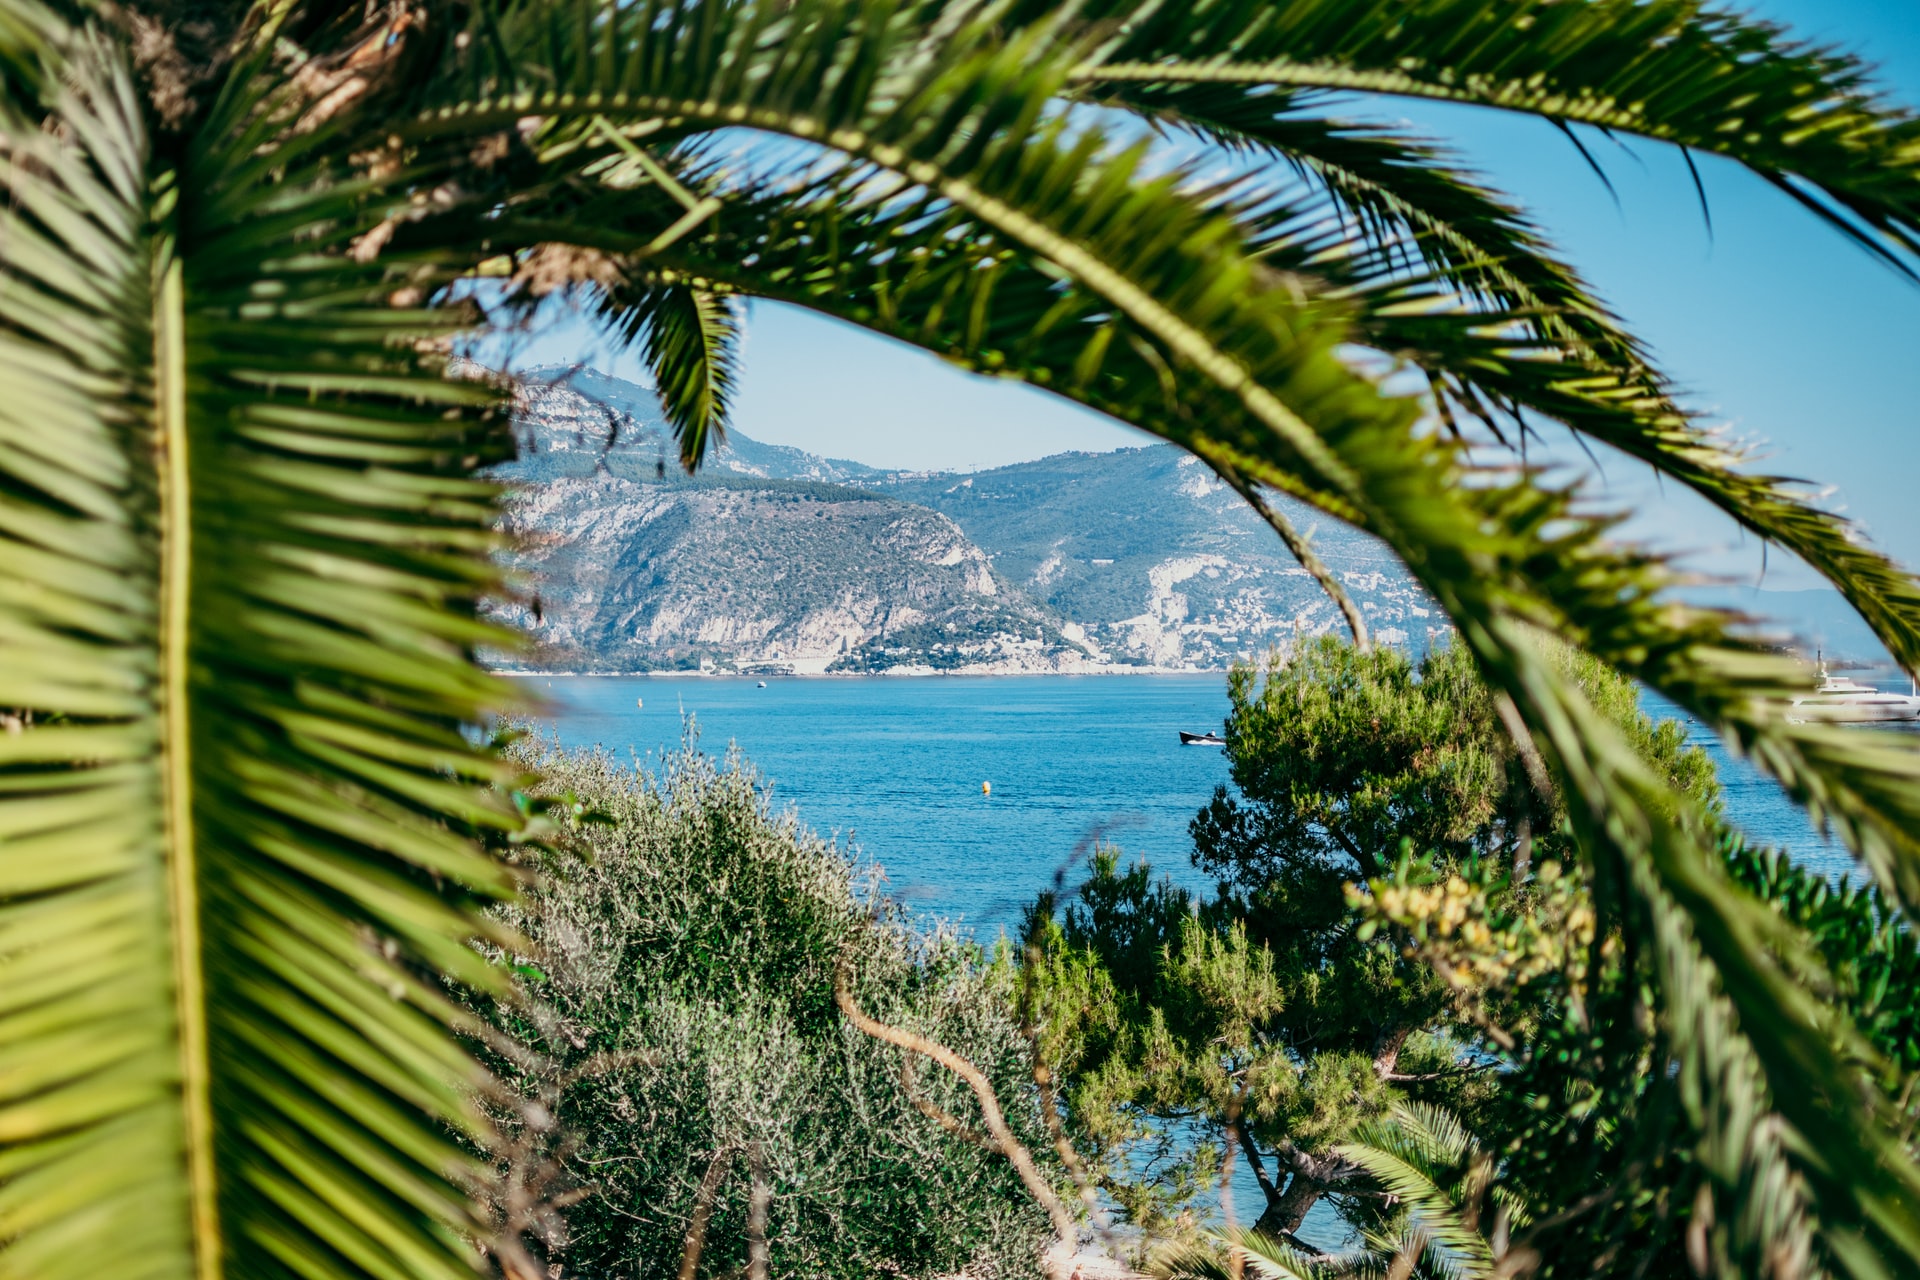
[1028,638,1920,1278]
[9,0,1920,1275]
[486,737,1055,1279]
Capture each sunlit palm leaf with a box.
[1082,72,1920,677]
[1071,0,1920,267]
[1342,1105,1495,1280]
[173,61,535,1280]
[1079,84,1645,364]
[454,0,1920,889]
[602,282,741,469]
[0,22,186,1280]
[1151,1228,1365,1280]
[1339,285,1920,680]
[414,0,1920,1267]
[1,11,536,1279]
[411,4,1920,1257]
[1065,0,1920,677]
[522,144,1912,1280]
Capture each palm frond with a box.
[1151,1228,1359,1280]
[1340,1108,1495,1280]
[1068,0,1920,272]
[171,63,537,1273]
[1070,0,1920,682]
[443,0,1920,937]
[0,22,186,1280]
[302,0,1920,1270]
[474,4,1920,684]
[2,13,540,1276]
[1080,85,1640,362]
[648,180,1919,1275]
[1083,78,1920,677]
[601,282,741,470]
[1335,286,1920,679]
[1349,1103,1476,1184]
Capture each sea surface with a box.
[542,672,1875,935]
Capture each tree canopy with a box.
[1031,638,1920,1278]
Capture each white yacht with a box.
[1787,656,1920,723]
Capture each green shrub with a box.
[489,735,1055,1279]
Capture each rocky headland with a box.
[489,366,1442,674]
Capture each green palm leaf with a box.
[1151,1229,1350,1280]
[1,11,535,1279]
[603,282,741,470]
[1072,0,1920,267]
[0,21,184,1280]
[478,109,1917,1280]
[1077,84,1644,364]
[173,79,533,1280]
[1079,73,1920,678]
[1342,1105,1497,1280]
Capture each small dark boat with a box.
[1179,731,1226,746]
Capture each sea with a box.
[539,669,1899,1245]
[541,672,1876,935]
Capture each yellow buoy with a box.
[981,781,991,797]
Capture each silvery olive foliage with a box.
[484,735,1056,1279]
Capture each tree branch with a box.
[1382,1064,1495,1083]
[676,1144,735,1280]
[834,961,1080,1249]
[746,1142,770,1280]
[899,1056,1002,1152]
[1327,821,1382,881]
[1220,1091,1250,1280]
[1492,689,1553,804]
[1032,1054,1116,1246]
[1233,1117,1282,1207]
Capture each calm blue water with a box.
[544,674,1236,931]
[543,673,1862,934]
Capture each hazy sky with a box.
[508,0,1920,588]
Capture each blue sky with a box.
[509,0,1920,588]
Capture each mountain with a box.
[877,447,1432,665]
[488,367,1902,676]
[491,368,1440,674]
[502,365,884,485]
[495,371,1096,673]
[497,477,1089,674]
